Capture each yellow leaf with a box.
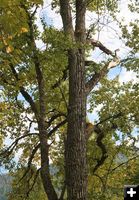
[6,45,13,53]
[8,35,13,40]
[20,27,28,33]
[3,39,8,46]
[0,102,9,111]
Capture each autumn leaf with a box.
[20,27,28,33]
[6,45,14,53]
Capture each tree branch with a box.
[102,143,124,194]
[88,38,119,57]
[85,60,97,66]
[25,168,40,199]
[96,112,122,126]
[52,59,97,89]
[24,8,58,199]
[51,60,97,90]
[19,143,40,182]
[59,0,74,38]
[52,67,68,89]
[87,112,124,173]
[85,38,120,94]
[110,154,139,173]
[48,119,67,138]
[30,5,39,19]
[85,58,120,95]
[59,86,68,110]
[47,113,66,127]
[0,133,38,158]
[9,64,38,117]
[93,125,108,173]
[93,173,105,190]
[75,0,86,42]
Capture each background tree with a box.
[8,166,48,200]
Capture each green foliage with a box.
[87,0,119,13]
[129,160,139,184]
[128,0,139,13]
[91,79,139,131]
[8,166,47,200]
[120,21,139,53]
[0,0,139,200]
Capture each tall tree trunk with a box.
[65,49,87,200]
[59,0,87,199]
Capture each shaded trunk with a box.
[64,1,87,199]
[65,48,87,200]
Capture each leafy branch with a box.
[0,133,38,159]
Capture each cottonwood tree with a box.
[0,0,139,200]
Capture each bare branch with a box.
[107,58,120,69]
[85,39,120,95]
[88,38,119,57]
[31,5,39,18]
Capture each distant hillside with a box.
[0,174,11,200]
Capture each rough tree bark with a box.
[60,1,87,199]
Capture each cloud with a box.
[117,0,138,24]
[119,69,138,83]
